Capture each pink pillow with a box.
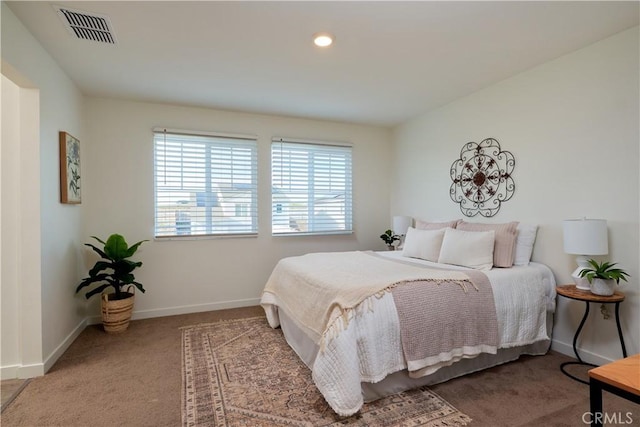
[415,219,460,230]
[456,221,519,267]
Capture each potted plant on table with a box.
[578,259,630,296]
[380,229,400,251]
[76,234,148,333]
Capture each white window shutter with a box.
[271,139,352,235]
[154,130,258,238]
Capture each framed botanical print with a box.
[59,131,81,204]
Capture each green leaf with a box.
[85,243,109,260]
[123,260,143,270]
[85,284,111,299]
[75,274,111,292]
[104,234,130,261]
[598,262,614,272]
[91,236,106,245]
[131,282,146,293]
[125,240,147,258]
[88,261,113,277]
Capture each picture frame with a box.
[59,131,81,204]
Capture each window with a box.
[271,138,352,235]
[154,129,258,238]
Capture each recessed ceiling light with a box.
[313,32,334,48]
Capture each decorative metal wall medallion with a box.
[449,138,515,217]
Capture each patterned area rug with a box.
[182,317,471,427]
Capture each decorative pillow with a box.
[401,227,446,262]
[438,228,495,271]
[456,221,519,268]
[513,223,538,266]
[415,219,460,230]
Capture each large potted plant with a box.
[578,259,630,296]
[76,234,148,333]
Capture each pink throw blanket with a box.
[391,269,498,377]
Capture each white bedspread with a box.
[262,252,556,416]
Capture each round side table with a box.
[556,284,627,385]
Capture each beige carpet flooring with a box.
[1,306,638,426]
[1,379,29,412]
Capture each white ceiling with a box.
[6,1,639,127]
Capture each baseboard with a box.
[2,318,88,379]
[0,365,20,380]
[1,362,45,379]
[550,338,615,366]
[43,317,88,374]
[16,363,45,378]
[87,297,261,325]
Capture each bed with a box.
[260,222,556,416]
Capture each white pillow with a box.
[402,227,446,262]
[513,223,538,266]
[438,228,495,271]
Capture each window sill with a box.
[154,233,258,241]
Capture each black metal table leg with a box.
[556,285,628,386]
[573,301,590,362]
[614,302,627,358]
[589,378,604,427]
[560,301,596,384]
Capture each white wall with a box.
[391,27,639,364]
[1,3,86,377]
[83,98,392,319]
[0,72,43,379]
[1,75,20,377]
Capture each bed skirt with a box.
[278,306,552,403]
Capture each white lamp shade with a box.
[393,216,413,236]
[562,218,608,255]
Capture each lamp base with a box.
[570,256,594,291]
[571,266,591,291]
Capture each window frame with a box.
[271,137,353,236]
[153,128,258,240]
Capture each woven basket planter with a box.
[101,290,135,333]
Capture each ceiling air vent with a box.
[55,6,116,44]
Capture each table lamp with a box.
[393,216,413,236]
[562,218,608,291]
[393,215,413,248]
